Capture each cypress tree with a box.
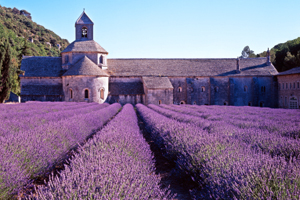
[0,38,13,103]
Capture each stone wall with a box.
[278,74,300,109]
[76,24,93,40]
[107,77,145,105]
[186,77,210,105]
[169,78,187,104]
[62,75,108,103]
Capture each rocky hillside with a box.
[0,5,69,95]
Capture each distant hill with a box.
[0,5,69,95]
[257,37,300,72]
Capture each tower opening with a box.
[82,27,87,38]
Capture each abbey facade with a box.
[20,11,290,108]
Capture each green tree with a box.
[0,38,13,103]
[283,51,300,71]
[241,46,256,58]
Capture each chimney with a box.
[266,48,271,66]
[236,57,240,73]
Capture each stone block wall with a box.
[62,76,108,103]
[230,77,253,106]
[169,78,187,104]
[210,77,230,105]
[144,88,173,105]
[186,77,210,105]
[278,74,300,109]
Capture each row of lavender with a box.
[138,104,300,199]
[0,102,121,199]
[28,104,172,199]
[150,104,300,161]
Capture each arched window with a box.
[201,86,205,92]
[178,87,182,92]
[193,101,197,105]
[248,102,252,106]
[286,83,288,89]
[224,101,228,106]
[244,86,248,92]
[99,55,103,64]
[290,83,292,89]
[290,97,298,109]
[84,89,89,99]
[82,27,87,38]
[282,83,284,89]
[214,86,219,92]
[159,100,162,105]
[180,101,185,105]
[261,86,266,93]
[69,88,73,99]
[260,101,264,107]
[100,88,104,100]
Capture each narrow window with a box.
[282,83,284,89]
[280,96,283,107]
[214,86,219,92]
[290,83,292,89]
[159,100,162,105]
[65,55,69,64]
[298,82,300,88]
[248,102,252,106]
[178,87,182,93]
[82,27,87,38]
[286,83,288,89]
[278,84,280,90]
[294,82,296,89]
[201,86,205,92]
[193,101,197,105]
[285,97,287,106]
[244,86,248,92]
[99,55,103,64]
[264,86,266,93]
[100,88,104,100]
[84,89,89,99]
[260,101,264,107]
[69,89,73,99]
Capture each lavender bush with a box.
[30,104,172,199]
[0,103,120,199]
[137,104,300,199]
[158,104,300,161]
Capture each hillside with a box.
[258,37,300,72]
[0,5,69,95]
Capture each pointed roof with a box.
[63,56,109,76]
[75,11,93,25]
[61,40,108,53]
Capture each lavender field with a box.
[0,102,300,199]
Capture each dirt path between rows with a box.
[137,112,197,200]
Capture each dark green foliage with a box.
[0,38,13,103]
[0,5,69,95]
[258,37,300,72]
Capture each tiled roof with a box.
[107,58,278,77]
[63,56,109,76]
[75,11,93,25]
[142,77,173,89]
[277,66,300,75]
[20,56,63,77]
[109,82,144,95]
[61,40,108,53]
[21,85,63,95]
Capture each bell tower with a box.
[75,10,94,40]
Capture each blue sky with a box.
[1,0,300,58]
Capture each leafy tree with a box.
[241,46,256,58]
[0,38,13,103]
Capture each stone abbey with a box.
[20,11,300,109]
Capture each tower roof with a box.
[61,40,108,53]
[63,56,109,76]
[75,11,93,25]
